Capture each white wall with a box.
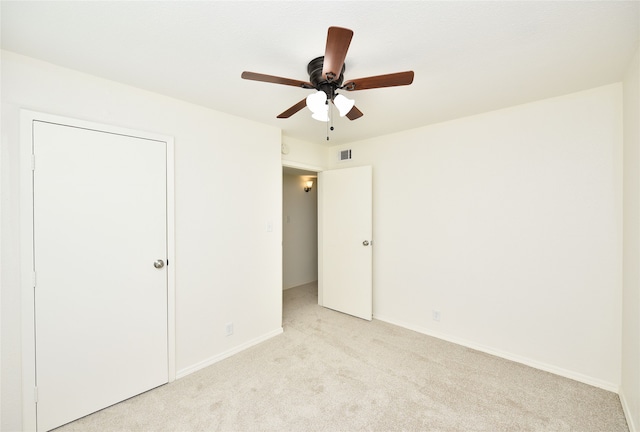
[281,135,329,170]
[1,46,630,428]
[329,84,623,390]
[282,174,318,289]
[1,51,283,431]
[622,43,640,432]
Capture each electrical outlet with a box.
[225,322,234,336]
[432,310,441,322]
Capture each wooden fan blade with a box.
[345,105,363,121]
[277,99,308,119]
[343,71,414,91]
[242,71,313,89]
[322,27,353,82]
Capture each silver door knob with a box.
[153,259,165,269]
[362,240,370,246]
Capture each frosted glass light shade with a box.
[306,91,327,114]
[304,180,313,192]
[311,109,329,122]
[334,94,355,117]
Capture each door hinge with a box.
[34,386,38,403]
[31,154,35,171]
[33,271,37,288]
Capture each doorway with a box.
[282,166,318,291]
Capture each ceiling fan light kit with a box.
[241,26,414,138]
[305,91,353,122]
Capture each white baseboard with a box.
[373,314,618,393]
[175,327,284,379]
[620,388,638,432]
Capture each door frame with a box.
[20,110,176,431]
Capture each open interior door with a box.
[318,165,372,320]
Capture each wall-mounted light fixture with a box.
[304,180,313,192]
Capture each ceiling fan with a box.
[241,26,414,122]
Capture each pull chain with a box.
[326,105,329,141]
[326,100,330,140]
[326,101,335,141]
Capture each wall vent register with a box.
[340,149,352,161]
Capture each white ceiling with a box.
[2,1,638,146]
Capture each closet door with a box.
[32,121,169,431]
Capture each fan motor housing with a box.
[307,56,345,100]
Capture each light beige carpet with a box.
[56,282,628,431]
